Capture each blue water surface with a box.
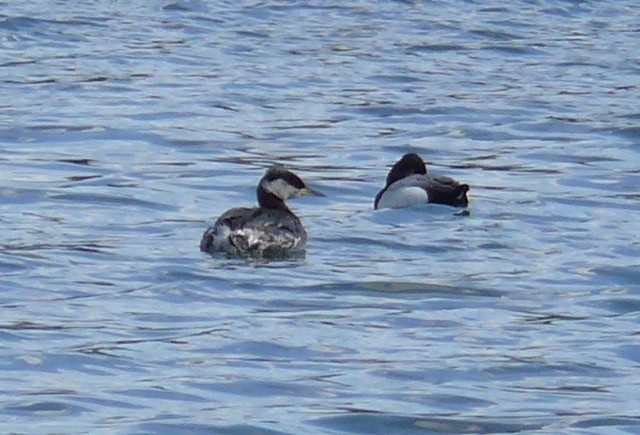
[1,0,640,433]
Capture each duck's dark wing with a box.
[424,175,469,207]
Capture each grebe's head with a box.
[257,165,323,208]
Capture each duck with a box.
[200,165,320,258]
[374,153,469,209]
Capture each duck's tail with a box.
[429,183,470,207]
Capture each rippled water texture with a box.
[1,0,639,433]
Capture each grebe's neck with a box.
[257,187,290,211]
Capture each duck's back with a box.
[375,174,469,209]
[423,174,469,207]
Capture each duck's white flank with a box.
[377,186,429,209]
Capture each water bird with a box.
[200,165,321,258]
[374,153,469,209]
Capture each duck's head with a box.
[385,153,427,187]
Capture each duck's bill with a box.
[301,187,325,197]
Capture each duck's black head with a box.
[385,153,427,187]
